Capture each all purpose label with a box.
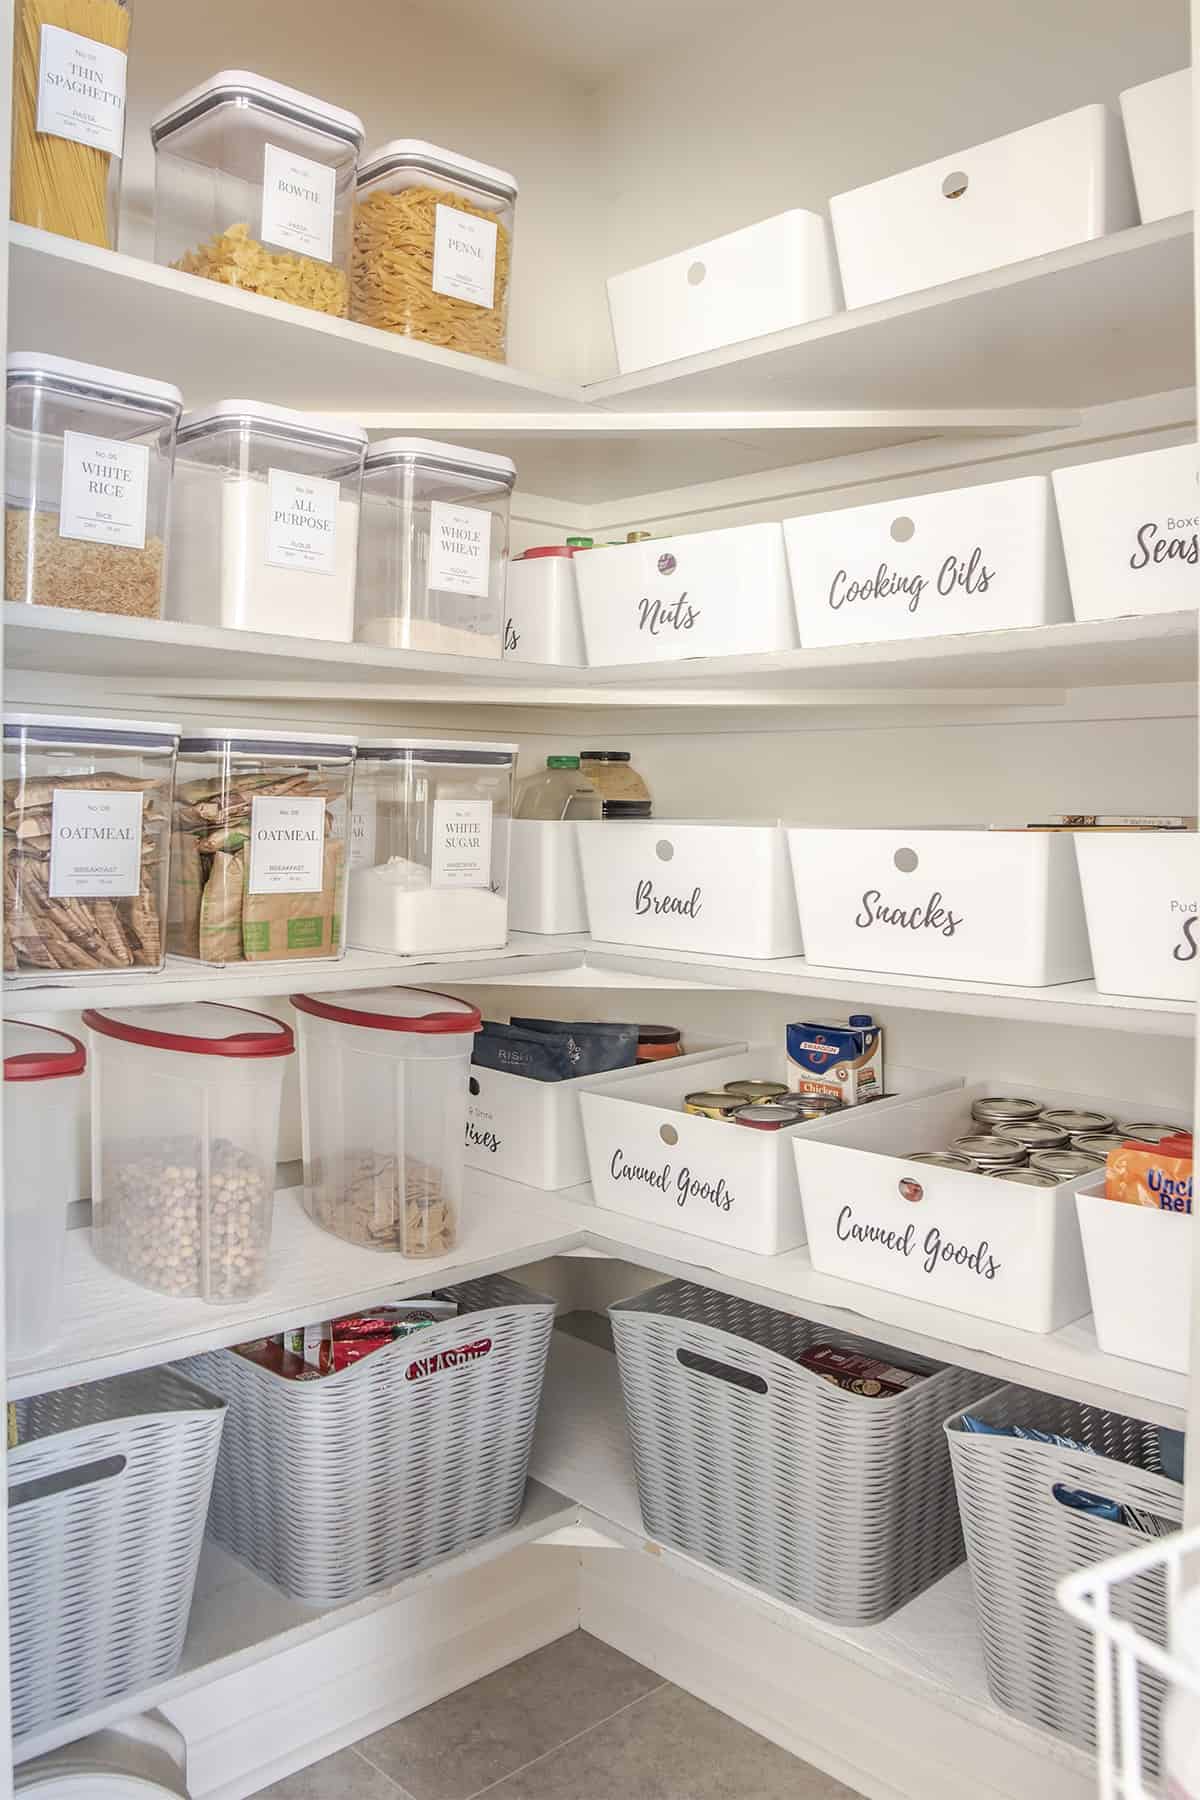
[248,795,325,894]
[261,144,335,262]
[37,24,127,156]
[59,432,149,549]
[431,798,492,888]
[49,787,142,898]
[431,204,497,309]
[427,501,492,598]
[266,468,339,574]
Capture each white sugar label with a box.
[248,795,326,894]
[37,24,127,157]
[432,203,498,309]
[348,789,377,869]
[49,788,142,898]
[431,798,492,889]
[59,432,149,548]
[266,468,339,573]
[428,501,491,598]
[261,143,335,262]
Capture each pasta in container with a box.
[352,140,517,362]
[11,0,131,248]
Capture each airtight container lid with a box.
[4,712,180,748]
[363,437,516,486]
[7,353,183,418]
[4,1021,86,1081]
[150,70,365,150]
[515,546,576,560]
[356,139,517,201]
[357,736,516,765]
[178,399,367,454]
[178,727,356,757]
[291,987,483,1034]
[83,1002,295,1058]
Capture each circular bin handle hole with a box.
[660,1123,679,1146]
[656,839,675,862]
[942,169,969,199]
[894,846,919,873]
[890,515,915,543]
[687,260,707,286]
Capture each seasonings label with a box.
[266,468,339,574]
[427,502,492,598]
[261,144,335,262]
[59,432,149,549]
[432,204,498,309]
[347,789,377,869]
[37,24,127,156]
[248,795,325,894]
[49,788,143,898]
[431,798,492,889]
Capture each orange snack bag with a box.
[1105,1133,1193,1213]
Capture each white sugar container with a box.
[1120,68,1193,224]
[575,523,796,665]
[606,210,840,375]
[784,474,1070,648]
[830,105,1137,311]
[1075,1174,1191,1372]
[507,820,589,935]
[788,827,1092,986]
[1075,830,1198,1001]
[504,547,586,665]
[1052,443,1199,622]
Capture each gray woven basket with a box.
[8,1368,226,1744]
[183,1273,555,1607]
[609,1279,994,1624]
[946,1385,1182,1768]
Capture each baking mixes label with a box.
[59,432,149,548]
[48,787,143,897]
[827,546,995,618]
[37,24,127,155]
[266,468,339,573]
[248,795,326,894]
[428,502,492,598]
[465,1110,502,1155]
[432,203,498,309]
[261,144,336,262]
[609,1146,736,1216]
[347,789,377,870]
[432,798,492,888]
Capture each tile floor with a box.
[254,1630,864,1800]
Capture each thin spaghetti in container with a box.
[11,0,130,247]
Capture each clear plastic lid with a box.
[4,712,180,748]
[363,437,516,487]
[150,70,365,151]
[177,399,367,455]
[178,727,356,758]
[357,737,517,765]
[356,139,517,202]
[7,353,183,419]
[4,1021,86,1081]
[291,987,482,1034]
[83,1002,294,1058]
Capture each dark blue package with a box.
[472,1018,639,1083]
[1052,1484,1123,1522]
[509,1018,639,1077]
[1159,1427,1185,1483]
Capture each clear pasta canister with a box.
[11,0,130,248]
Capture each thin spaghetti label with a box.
[432,204,497,309]
[37,25,127,157]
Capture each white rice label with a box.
[37,25,126,156]
[432,203,497,309]
[431,799,492,889]
[427,501,491,598]
[59,431,149,548]
[261,144,335,262]
[49,788,142,898]
[266,468,339,573]
[248,795,325,894]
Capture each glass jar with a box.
[356,438,515,658]
[150,70,364,318]
[4,711,178,985]
[4,1020,86,1355]
[579,750,653,818]
[11,0,130,248]
[7,353,182,618]
[347,738,515,955]
[168,400,366,641]
[168,727,356,965]
[352,140,517,362]
[514,755,602,822]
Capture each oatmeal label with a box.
[49,788,142,898]
[248,795,326,894]
[266,468,339,574]
[427,501,492,599]
[59,431,149,549]
[261,144,335,262]
[347,789,377,870]
[37,25,127,157]
[431,798,492,889]
[432,203,498,309]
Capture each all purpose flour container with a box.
[3,1021,85,1358]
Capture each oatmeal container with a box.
[6,353,181,619]
[292,987,482,1257]
[4,711,178,985]
[355,439,516,658]
[352,141,517,362]
[167,728,355,966]
[84,1001,294,1301]
[168,401,367,641]
[4,1021,86,1357]
[150,71,364,318]
[346,738,515,954]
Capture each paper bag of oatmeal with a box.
[242,839,343,960]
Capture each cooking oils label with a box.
[49,787,143,898]
[37,24,127,156]
[59,432,150,549]
[248,795,326,894]
[431,798,492,889]
[261,143,336,263]
[266,468,339,574]
[427,501,492,599]
[432,203,498,309]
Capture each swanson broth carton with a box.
[786,1014,884,1105]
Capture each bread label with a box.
[37,24,126,156]
[248,795,325,895]
[49,787,142,897]
[261,143,335,263]
[59,431,149,549]
[432,202,498,308]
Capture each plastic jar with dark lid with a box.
[636,1025,682,1063]
[579,751,652,819]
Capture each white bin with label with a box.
[575,524,796,666]
[1075,1174,1191,1372]
[3,1021,85,1358]
[788,827,1092,986]
[606,210,840,375]
[580,820,803,959]
[830,105,1137,311]
[784,474,1070,647]
[508,820,589,935]
[1120,68,1193,223]
[1075,830,1198,1001]
[504,548,586,665]
[1051,443,1199,622]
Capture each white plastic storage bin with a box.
[788,826,1092,985]
[1051,443,1199,622]
[583,1050,957,1254]
[4,1022,85,1359]
[293,987,481,1258]
[606,210,840,375]
[580,820,803,959]
[8,1367,225,1743]
[1120,69,1193,223]
[466,1032,740,1191]
[784,474,1071,648]
[84,1002,294,1302]
[575,523,796,665]
[1075,830,1198,1001]
[830,105,1137,310]
[16,1713,189,1797]
[791,1080,1154,1331]
[504,547,586,665]
[183,1272,553,1605]
[507,820,589,935]
[1076,1175,1191,1373]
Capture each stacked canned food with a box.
[908,1096,1186,1186]
[683,1080,848,1131]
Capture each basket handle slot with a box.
[676,1347,767,1395]
[9,1453,127,1510]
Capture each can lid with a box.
[546,755,580,769]
[150,70,365,149]
[638,1024,682,1044]
[565,537,593,549]
[291,987,482,1035]
[4,711,179,745]
[581,751,631,761]
[364,437,516,484]
[178,399,367,452]
[735,1104,803,1129]
[515,546,576,560]
[83,1002,295,1059]
[7,352,183,415]
[178,727,356,754]
[4,1020,86,1081]
[848,1014,874,1027]
[357,138,517,200]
